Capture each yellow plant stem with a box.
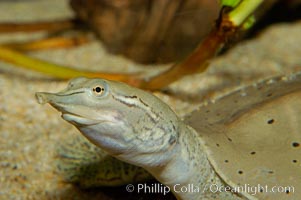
[3,35,90,51]
[0,46,138,82]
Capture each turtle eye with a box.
[92,85,105,96]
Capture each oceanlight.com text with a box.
[125,183,295,196]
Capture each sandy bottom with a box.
[1,1,301,199]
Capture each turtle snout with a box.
[35,92,50,104]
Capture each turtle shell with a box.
[185,71,301,199]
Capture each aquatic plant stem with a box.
[140,0,264,90]
[2,35,90,51]
[0,19,76,33]
[140,30,224,90]
[0,46,138,82]
[0,0,264,90]
[228,0,263,26]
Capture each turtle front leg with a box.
[56,135,153,188]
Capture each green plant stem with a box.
[228,0,263,26]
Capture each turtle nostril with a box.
[35,92,49,104]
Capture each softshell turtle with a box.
[35,71,301,200]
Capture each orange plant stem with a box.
[3,35,90,51]
[0,19,76,33]
[139,12,237,90]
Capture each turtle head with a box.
[36,77,179,167]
